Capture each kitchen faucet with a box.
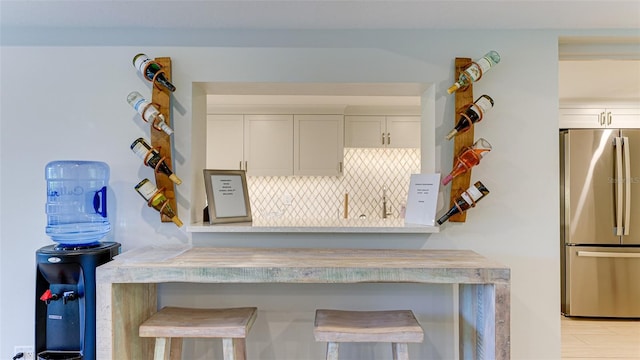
[382,186,392,219]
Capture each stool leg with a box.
[154,337,172,360]
[222,338,247,360]
[391,343,409,360]
[325,342,339,360]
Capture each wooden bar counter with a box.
[96,247,510,359]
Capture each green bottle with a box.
[132,53,176,92]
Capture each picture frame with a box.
[203,169,252,224]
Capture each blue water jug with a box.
[45,160,111,246]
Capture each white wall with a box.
[0,28,614,359]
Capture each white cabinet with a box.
[344,115,385,148]
[207,113,344,176]
[386,116,421,148]
[244,114,294,176]
[206,114,244,170]
[294,115,344,176]
[206,114,293,175]
[344,115,420,148]
[560,107,640,128]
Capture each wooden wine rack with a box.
[448,57,474,222]
[150,57,177,223]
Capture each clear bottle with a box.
[447,51,501,94]
[45,160,111,245]
[130,138,182,185]
[437,181,490,225]
[132,53,176,92]
[135,178,183,227]
[442,138,492,185]
[446,95,494,140]
[126,91,174,136]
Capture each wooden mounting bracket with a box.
[151,57,177,223]
[448,57,474,222]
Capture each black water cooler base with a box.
[35,241,120,360]
[37,351,82,360]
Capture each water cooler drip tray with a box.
[37,351,83,360]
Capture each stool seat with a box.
[314,309,424,360]
[140,306,257,338]
[140,306,257,360]
[314,309,424,343]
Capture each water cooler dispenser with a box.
[35,243,120,360]
[35,161,121,360]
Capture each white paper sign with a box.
[211,174,248,218]
[404,173,440,226]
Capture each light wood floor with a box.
[562,316,640,359]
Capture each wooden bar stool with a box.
[139,306,257,360]
[313,309,424,360]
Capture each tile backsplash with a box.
[247,148,421,220]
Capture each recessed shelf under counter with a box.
[187,218,439,233]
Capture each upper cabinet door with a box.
[385,116,421,148]
[244,114,294,176]
[344,115,420,148]
[294,114,344,176]
[608,108,640,128]
[559,108,605,128]
[206,114,244,170]
[560,107,640,129]
[344,115,385,148]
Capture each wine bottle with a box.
[442,138,492,185]
[130,138,182,185]
[437,181,490,225]
[135,179,183,227]
[132,53,176,92]
[447,51,501,94]
[445,94,494,140]
[126,91,174,135]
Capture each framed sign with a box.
[203,169,252,224]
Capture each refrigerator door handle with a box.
[615,137,624,236]
[562,131,569,241]
[623,136,631,236]
[577,250,640,258]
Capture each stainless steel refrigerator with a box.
[561,128,640,318]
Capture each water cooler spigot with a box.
[63,291,77,304]
[39,289,59,304]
